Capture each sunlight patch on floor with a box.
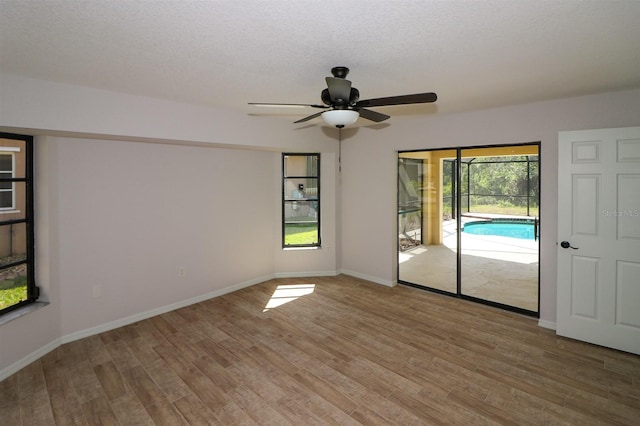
[264,284,315,312]
[399,246,428,264]
[398,252,412,264]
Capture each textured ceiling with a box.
[1,0,640,125]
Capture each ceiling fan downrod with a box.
[331,66,349,79]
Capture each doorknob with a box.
[560,241,579,250]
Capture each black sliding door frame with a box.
[397,142,541,318]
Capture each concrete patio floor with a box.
[398,219,539,312]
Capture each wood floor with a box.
[1,275,639,425]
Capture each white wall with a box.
[1,134,339,377]
[341,88,640,323]
[0,75,339,378]
[1,72,638,378]
[0,74,333,152]
[55,137,277,335]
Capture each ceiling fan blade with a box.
[325,77,352,102]
[356,92,437,108]
[357,108,390,123]
[294,111,323,124]
[249,102,328,109]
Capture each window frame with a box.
[282,153,321,248]
[0,132,38,316]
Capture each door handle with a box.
[560,241,579,250]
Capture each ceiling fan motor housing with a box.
[322,87,360,107]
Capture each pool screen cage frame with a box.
[398,149,540,251]
[442,155,539,220]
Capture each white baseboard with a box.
[274,270,340,279]
[0,274,274,382]
[1,270,396,382]
[61,274,274,344]
[340,269,396,287]
[538,319,557,330]
[0,337,61,382]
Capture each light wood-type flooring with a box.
[1,275,639,425]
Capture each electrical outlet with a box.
[177,266,186,278]
[92,285,101,298]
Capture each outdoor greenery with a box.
[284,223,319,246]
[399,153,538,251]
[443,155,539,217]
[0,276,27,310]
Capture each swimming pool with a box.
[462,220,536,240]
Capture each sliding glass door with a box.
[398,150,457,294]
[398,144,540,316]
[459,146,539,312]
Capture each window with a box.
[0,133,38,315]
[282,153,320,247]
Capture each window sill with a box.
[283,246,321,251]
[0,302,49,326]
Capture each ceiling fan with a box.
[249,66,437,128]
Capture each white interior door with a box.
[557,126,640,355]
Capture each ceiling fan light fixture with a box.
[322,109,359,127]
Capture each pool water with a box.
[463,221,536,240]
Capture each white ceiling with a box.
[1,0,639,125]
